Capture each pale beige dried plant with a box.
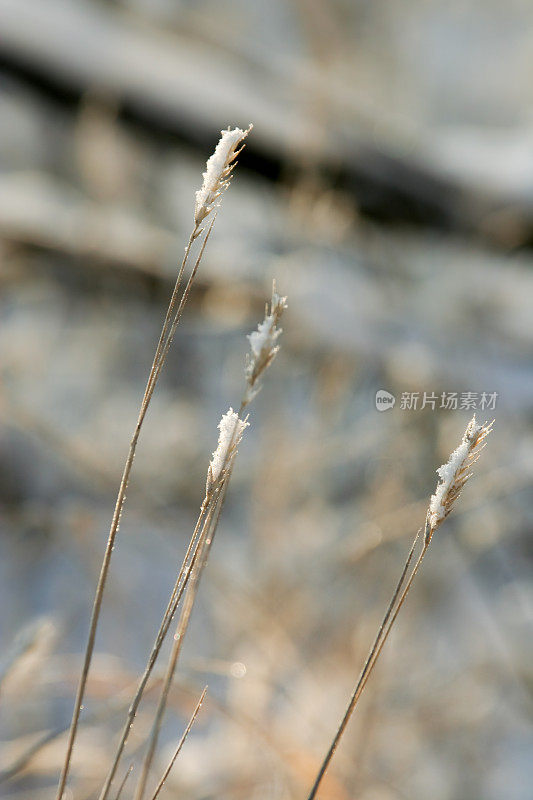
[306,416,493,799]
[55,125,251,800]
[131,283,287,800]
[149,686,207,800]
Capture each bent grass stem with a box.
[56,223,208,800]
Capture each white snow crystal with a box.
[248,316,281,359]
[194,127,250,225]
[243,285,287,406]
[209,408,248,485]
[428,416,483,526]
[247,288,287,360]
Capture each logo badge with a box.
[375,390,396,411]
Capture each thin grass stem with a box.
[55,223,209,800]
[114,764,134,800]
[98,496,213,800]
[306,417,493,799]
[133,488,226,800]
[306,529,423,800]
[148,687,208,800]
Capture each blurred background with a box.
[1,1,533,798]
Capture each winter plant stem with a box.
[133,486,227,800]
[102,280,283,799]
[306,530,427,800]
[56,125,252,799]
[98,495,211,800]
[131,285,286,797]
[306,416,492,799]
[114,764,134,800]
[148,687,208,800]
[56,224,205,800]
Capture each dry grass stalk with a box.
[55,126,250,800]
[99,411,248,799]
[132,484,229,800]
[114,764,134,800]
[306,416,493,800]
[98,507,210,800]
[131,283,287,800]
[148,687,207,800]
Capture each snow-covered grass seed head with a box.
[207,408,249,496]
[194,125,252,228]
[243,282,287,407]
[426,415,493,542]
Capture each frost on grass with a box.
[207,408,249,492]
[194,126,252,226]
[248,315,281,359]
[428,415,493,538]
[244,283,287,406]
